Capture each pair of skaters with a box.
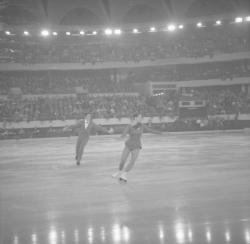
[66,113,161,182]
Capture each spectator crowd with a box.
[0,24,249,64]
[0,85,249,123]
[0,59,249,95]
[0,23,249,139]
[0,71,134,95]
[148,59,250,82]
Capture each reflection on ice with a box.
[206,228,212,243]
[31,233,37,244]
[188,228,193,243]
[8,220,250,244]
[13,235,19,244]
[122,226,130,242]
[49,226,58,244]
[74,229,79,243]
[112,224,131,243]
[112,224,121,243]
[175,222,185,244]
[101,226,106,242]
[225,230,231,242]
[245,229,250,244]
[158,224,165,241]
[87,227,94,243]
[61,231,66,244]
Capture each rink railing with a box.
[1,114,250,129]
[0,52,249,71]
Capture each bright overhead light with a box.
[52,32,58,36]
[215,20,222,25]
[235,17,243,23]
[23,31,29,36]
[104,28,113,35]
[114,29,122,35]
[80,30,85,35]
[197,22,203,27]
[92,31,97,35]
[41,29,50,37]
[245,16,250,22]
[150,26,156,32]
[5,31,11,35]
[133,28,139,33]
[178,25,184,29]
[66,31,71,36]
[167,24,176,31]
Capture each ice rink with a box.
[0,132,250,244]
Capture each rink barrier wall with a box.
[0,93,139,100]
[1,114,250,129]
[0,116,177,129]
[0,52,249,71]
[1,129,249,142]
[148,77,250,90]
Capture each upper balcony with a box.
[0,15,249,71]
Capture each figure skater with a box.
[65,113,111,166]
[112,113,162,182]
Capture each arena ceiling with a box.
[0,0,249,26]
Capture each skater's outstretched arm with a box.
[92,122,112,134]
[143,124,162,134]
[120,125,130,139]
[63,120,82,131]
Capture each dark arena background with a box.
[0,0,250,244]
